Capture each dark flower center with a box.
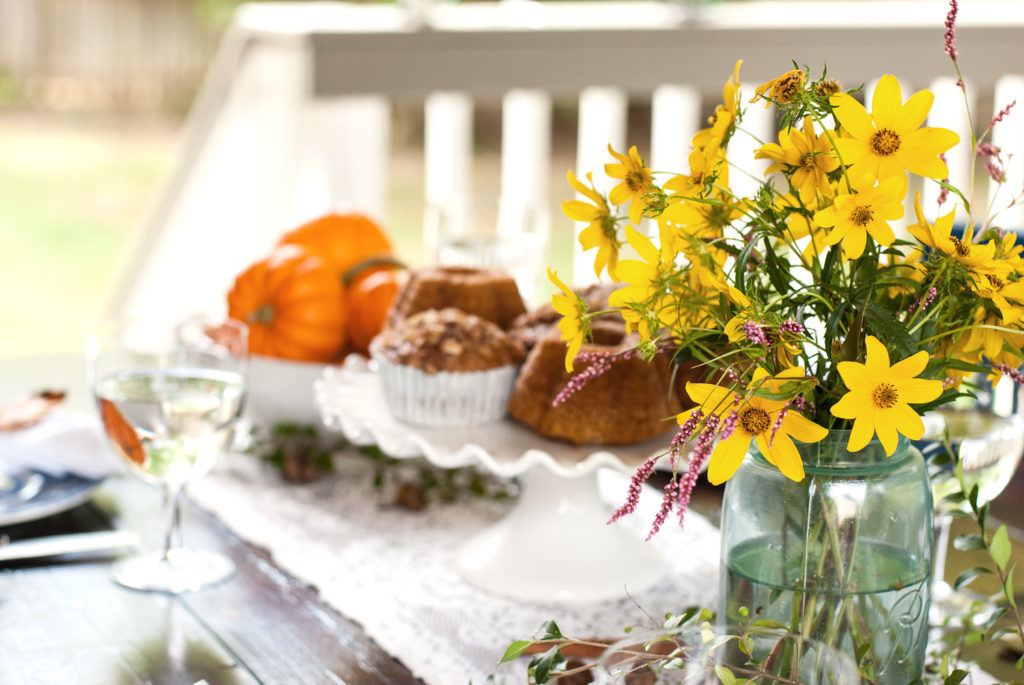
[739,406,772,435]
[800,153,817,170]
[626,171,646,192]
[849,205,874,227]
[871,128,901,156]
[872,382,899,409]
[951,236,971,257]
[986,274,1005,289]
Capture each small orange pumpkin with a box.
[276,212,393,277]
[227,245,347,362]
[346,267,406,355]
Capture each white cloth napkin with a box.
[0,410,124,479]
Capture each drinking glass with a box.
[424,194,548,304]
[87,315,248,593]
[595,623,858,684]
[923,407,1024,623]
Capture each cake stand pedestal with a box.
[455,466,665,603]
[316,357,672,604]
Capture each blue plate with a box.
[0,470,102,527]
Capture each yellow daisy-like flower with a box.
[774,192,830,260]
[957,308,1024,368]
[829,75,960,187]
[548,268,587,373]
[563,170,621,281]
[663,147,729,199]
[813,177,906,259]
[607,225,679,339]
[907,192,997,273]
[693,60,743,153]
[605,144,654,226]
[755,116,839,202]
[680,367,828,484]
[749,69,806,108]
[971,273,1024,324]
[830,336,943,455]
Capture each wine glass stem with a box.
[161,485,184,559]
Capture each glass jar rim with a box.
[751,430,914,476]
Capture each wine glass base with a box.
[112,547,235,594]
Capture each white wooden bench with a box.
[105,0,1024,321]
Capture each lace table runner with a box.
[189,452,721,684]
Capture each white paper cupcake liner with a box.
[372,353,520,428]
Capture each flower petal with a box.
[892,401,927,439]
[874,408,899,456]
[782,412,829,443]
[897,377,943,404]
[871,75,903,130]
[766,433,806,482]
[848,415,876,452]
[707,433,751,485]
[896,88,934,132]
[831,93,874,140]
[888,349,929,379]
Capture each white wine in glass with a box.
[88,315,248,593]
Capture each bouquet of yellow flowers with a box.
[551,34,1022,537]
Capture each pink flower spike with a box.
[994,363,1024,386]
[991,100,1017,128]
[944,0,959,60]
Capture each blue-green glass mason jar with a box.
[720,431,933,683]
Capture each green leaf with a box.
[751,619,789,631]
[953,533,987,552]
[991,525,1012,572]
[990,627,1021,643]
[1005,564,1018,608]
[954,566,992,591]
[714,665,738,685]
[534,621,564,641]
[499,641,533,664]
[943,670,970,685]
[864,301,917,358]
[854,642,874,664]
[528,646,565,683]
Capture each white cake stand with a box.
[315,357,674,604]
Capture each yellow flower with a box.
[907,193,997,273]
[548,268,587,372]
[693,60,743,153]
[681,367,827,484]
[756,116,839,202]
[750,69,806,108]
[605,144,654,226]
[971,273,1024,324]
[563,170,621,281]
[830,336,943,455]
[829,75,960,187]
[663,147,729,199]
[958,308,1024,368]
[813,177,906,259]
[607,225,679,339]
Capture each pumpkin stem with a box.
[248,303,276,325]
[342,254,405,287]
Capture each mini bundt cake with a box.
[507,323,689,445]
[371,307,525,427]
[387,266,527,330]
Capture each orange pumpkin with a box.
[346,267,406,355]
[276,212,393,276]
[227,245,348,362]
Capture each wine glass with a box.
[594,623,858,684]
[87,315,248,593]
[922,406,1024,624]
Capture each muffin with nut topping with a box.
[370,307,525,427]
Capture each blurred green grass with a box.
[0,113,177,357]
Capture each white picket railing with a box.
[105,0,1024,321]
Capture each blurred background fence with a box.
[0,0,227,114]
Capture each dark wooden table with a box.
[0,354,422,685]
[0,474,423,685]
